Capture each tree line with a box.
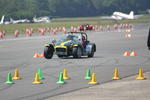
[0,0,149,19]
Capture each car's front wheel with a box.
[72,47,82,58]
[44,46,54,59]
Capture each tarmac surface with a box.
[0,23,150,100]
[48,72,150,100]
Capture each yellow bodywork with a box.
[60,41,71,46]
[55,40,72,49]
[55,40,78,52]
[44,44,50,47]
[55,41,69,52]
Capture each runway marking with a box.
[0,36,51,42]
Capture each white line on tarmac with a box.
[0,36,51,42]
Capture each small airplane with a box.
[33,16,51,23]
[0,15,5,24]
[101,11,142,20]
[111,11,134,20]
[10,18,30,24]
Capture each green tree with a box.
[0,0,150,18]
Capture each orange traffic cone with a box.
[39,53,44,58]
[107,25,111,31]
[14,30,19,38]
[130,51,137,56]
[33,53,40,58]
[0,33,3,38]
[125,34,132,38]
[123,51,130,56]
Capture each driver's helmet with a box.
[52,39,56,44]
[78,35,82,41]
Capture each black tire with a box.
[88,47,94,57]
[44,46,54,59]
[72,47,82,58]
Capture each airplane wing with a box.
[134,15,143,19]
[100,16,122,20]
[101,16,113,19]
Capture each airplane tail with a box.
[129,11,134,17]
[33,16,37,22]
[0,15,5,24]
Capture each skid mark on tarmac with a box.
[14,85,63,100]
[0,61,31,72]
[0,75,14,91]
[0,85,13,92]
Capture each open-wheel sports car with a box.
[44,32,96,59]
[79,24,93,31]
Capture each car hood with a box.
[56,40,80,47]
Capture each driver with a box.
[77,35,86,48]
[82,36,86,48]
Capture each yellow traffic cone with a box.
[136,68,146,80]
[13,69,21,80]
[32,73,43,84]
[63,69,70,80]
[112,68,121,80]
[88,73,99,85]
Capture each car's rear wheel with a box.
[73,47,82,58]
[88,47,94,57]
[44,46,54,59]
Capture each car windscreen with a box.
[56,35,79,45]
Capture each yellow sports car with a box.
[44,32,96,59]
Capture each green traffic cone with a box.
[5,72,14,85]
[38,68,45,80]
[85,69,91,80]
[56,72,65,84]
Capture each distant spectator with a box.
[147,28,150,50]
